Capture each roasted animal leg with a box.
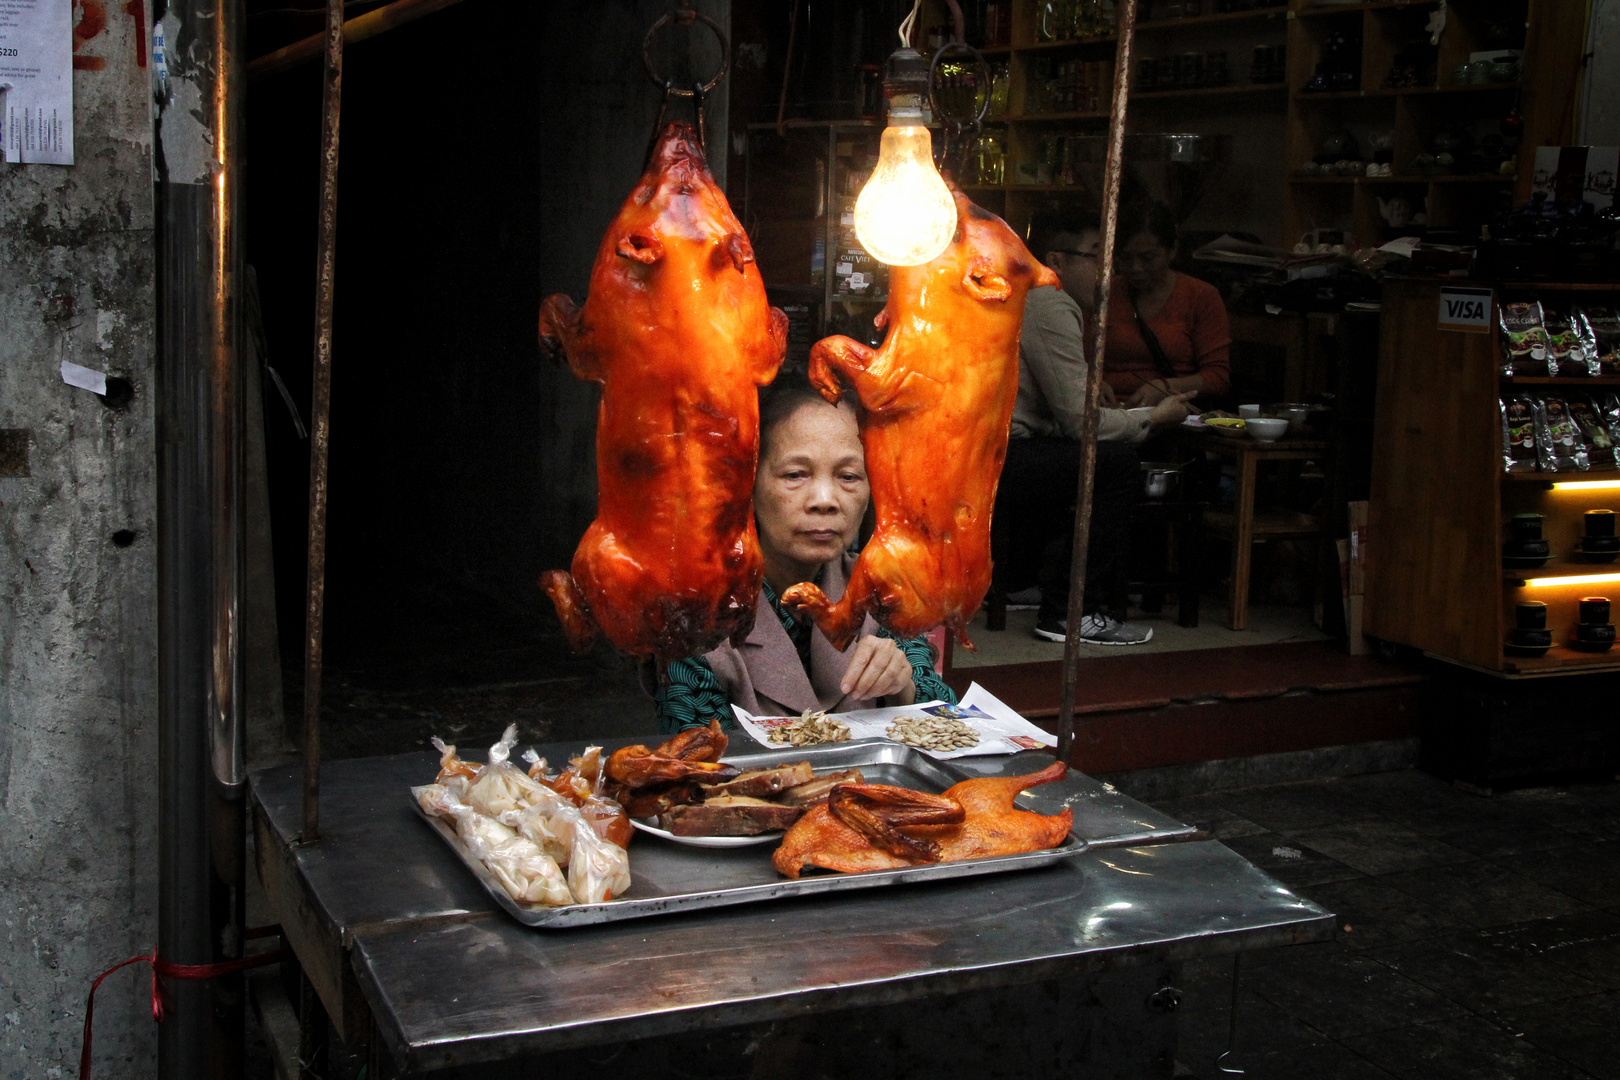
[606,743,740,789]
[827,784,965,863]
[654,718,729,763]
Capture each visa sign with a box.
[1438,286,1493,333]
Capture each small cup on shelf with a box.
[1516,601,1548,630]
[1579,597,1611,626]
[1509,513,1545,542]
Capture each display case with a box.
[1367,279,1620,676]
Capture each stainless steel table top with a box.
[353,838,1333,1072]
[249,737,1332,1074]
[247,740,1197,946]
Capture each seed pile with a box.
[886,715,980,752]
[767,709,852,747]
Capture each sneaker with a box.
[1078,613,1153,646]
[1005,586,1043,610]
[1033,618,1066,642]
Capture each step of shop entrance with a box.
[944,640,1424,799]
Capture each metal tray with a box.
[412,739,1087,929]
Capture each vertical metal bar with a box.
[156,0,247,1071]
[302,0,345,843]
[1055,0,1137,766]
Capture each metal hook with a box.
[642,4,729,97]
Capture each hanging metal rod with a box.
[1054,0,1138,767]
[246,0,468,83]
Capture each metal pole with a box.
[155,0,247,1072]
[245,0,470,83]
[302,0,345,843]
[1055,0,1137,766]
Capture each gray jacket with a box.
[1012,285,1154,444]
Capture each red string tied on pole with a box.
[79,926,288,1080]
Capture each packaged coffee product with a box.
[1599,393,1620,463]
[1533,395,1590,472]
[1570,396,1618,469]
[1499,301,1554,377]
[1581,307,1620,376]
[1501,394,1538,472]
[1546,310,1597,377]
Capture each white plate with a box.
[630,817,783,848]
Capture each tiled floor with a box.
[1152,769,1620,1080]
[951,597,1331,668]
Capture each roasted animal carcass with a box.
[782,189,1059,650]
[605,720,741,818]
[772,761,1073,878]
[539,123,788,661]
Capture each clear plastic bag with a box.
[465,725,548,818]
[566,823,632,905]
[440,792,518,859]
[484,836,573,907]
[413,783,461,820]
[431,737,478,797]
[498,783,577,867]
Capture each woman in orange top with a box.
[1101,201,1232,407]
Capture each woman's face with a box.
[1118,229,1173,292]
[754,399,870,582]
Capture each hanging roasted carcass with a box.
[782,189,1059,650]
[539,123,788,661]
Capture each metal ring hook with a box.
[642,5,730,97]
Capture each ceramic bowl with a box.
[1579,597,1611,625]
[1509,627,1553,649]
[1245,418,1289,442]
[1503,539,1551,560]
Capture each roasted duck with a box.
[782,190,1059,650]
[539,123,788,661]
[772,761,1072,878]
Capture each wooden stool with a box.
[1185,429,1329,631]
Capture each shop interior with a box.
[206,1,1620,1078]
[243,0,1609,788]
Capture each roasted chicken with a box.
[605,719,740,817]
[539,123,788,661]
[772,761,1073,878]
[782,190,1059,650]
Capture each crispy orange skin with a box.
[782,191,1060,650]
[539,124,787,661]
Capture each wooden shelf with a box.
[1496,282,1620,292]
[1502,564,1620,584]
[1015,35,1116,52]
[1006,111,1110,122]
[1137,7,1289,30]
[1501,644,1620,675]
[1290,174,1514,185]
[1296,1,1454,18]
[1204,508,1326,539]
[1292,83,1520,101]
[1501,377,1620,386]
[1134,84,1289,100]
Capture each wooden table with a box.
[1183,427,1330,630]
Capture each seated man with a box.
[996,214,1193,645]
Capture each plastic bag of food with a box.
[1500,301,1553,377]
[566,824,632,905]
[1501,395,1538,473]
[431,737,478,797]
[1581,307,1620,376]
[483,835,573,907]
[1570,396,1618,469]
[1546,310,1597,377]
[1533,396,1589,472]
[439,793,518,859]
[413,783,462,820]
[466,725,548,818]
[551,746,607,804]
[498,783,577,867]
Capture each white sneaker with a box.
[1078,613,1153,646]
[1005,586,1042,610]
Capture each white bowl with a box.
[1245,417,1289,442]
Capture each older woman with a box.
[1101,200,1232,407]
[655,378,956,733]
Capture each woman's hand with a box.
[1122,382,1165,408]
[840,635,917,704]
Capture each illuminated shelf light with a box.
[1550,480,1620,491]
[1524,572,1620,588]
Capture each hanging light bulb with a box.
[854,48,957,267]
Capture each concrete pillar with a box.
[0,5,159,1077]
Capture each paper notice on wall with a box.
[0,0,74,165]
